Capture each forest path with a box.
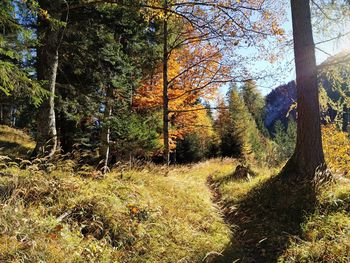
[206,167,317,263]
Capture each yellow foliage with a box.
[322,125,350,176]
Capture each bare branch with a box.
[169,106,227,113]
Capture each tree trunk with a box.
[100,86,113,174]
[290,0,325,177]
[33,0,62,157]
[0,103,12,126]
[162,0,170,165]
[57,111,75,153]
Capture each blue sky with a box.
[220,2,350,97]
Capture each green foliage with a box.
[215,84,278,166]
[273,119,296,163]
[0,0,47,105]
[241,80,267,134]
[109,111,161,157]
[216,85,250,158]
[319,60,350,129]
[176,133,204,163]
[55,1,161,156]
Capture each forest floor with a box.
[0,125,350,262]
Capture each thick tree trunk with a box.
[100,86,113,173]
[33,0,62,157]
[162,1,170,165]
[57,112,75,153]
[290,0,325,177]
[0,103,12,126]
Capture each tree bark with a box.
[290,0,325,177]
[33,0,62,157]
[100,86,113,173]
[162,0,170,165]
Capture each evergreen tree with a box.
[215,85,252,158]
[0,1,45,127]
[228,86,252,158]
[241,80,268,135]
[175,133,203,163]
[273,119,296,163]
[54,2,161,166]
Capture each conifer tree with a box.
[33,0,66,157]
[289,0,326,178]
[222,85,252,158]
[0,1,44,126]
[241,80,266,134]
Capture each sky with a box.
[219,2,350,97]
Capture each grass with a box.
[2,124,350,262]
[209,164,308,262]
[0,125,35,158]
[0,125,235,263]
[280,182,350,262]
[209,160,350,262]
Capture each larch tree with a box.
[241,80,266,133]
[289,0,326,178]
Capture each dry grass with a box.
[0,125,35,158]
[0,159,234,262]
[3,124,350,262]
[280,181,350,262]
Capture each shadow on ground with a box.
[0,140,32,158]
[211,169,317,263]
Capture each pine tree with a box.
[0,1,45,127]
[241,80,267,135]
[273,119,296,163]
[54,2,161,167]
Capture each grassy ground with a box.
[281,181,350,262]
[0,125,35,159]
[2,125,350,262]
[0,126,236,262]
[210,163,350,263]
[0,161,237,262]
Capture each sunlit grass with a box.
[0,125,35,158]
[0,159,234,262]
[280,181,350,262]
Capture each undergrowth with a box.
[280,182,350,262]
[279,126,350,262]
[0,159,233,262]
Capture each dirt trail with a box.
[206,171,316,263]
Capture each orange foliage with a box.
[136,0,286,153]
[134,42,224,151]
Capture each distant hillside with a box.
[264,81,296,132]
[265,51,350,133]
